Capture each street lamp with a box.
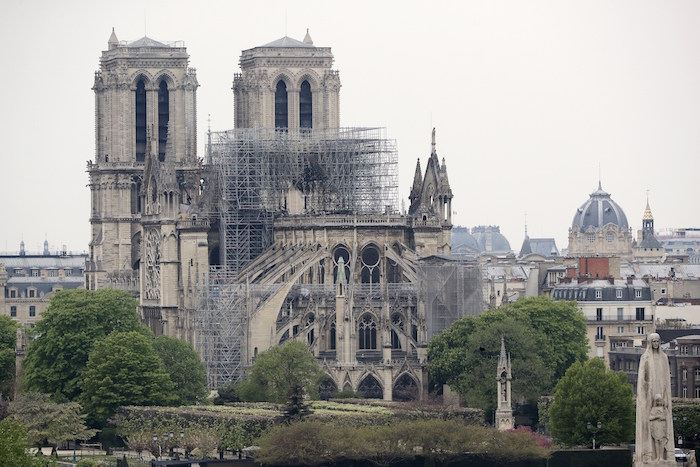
[180,431,185,459]
[587,421,602,449]
[153,434,161,460]
[72,432,77,462]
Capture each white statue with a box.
[635,333,675,466]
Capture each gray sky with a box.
[1,0,699,254]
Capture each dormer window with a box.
[616,289,622,299]
[595,289,602,299]
[635,289,642,298]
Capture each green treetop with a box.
[236,340,325,403]
[80,331,176,426]
[428,297,588,412]
[22,289,142,401]
[153,335,207,406]
[549,358,634,447]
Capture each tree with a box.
[0,418,37,467]
[152,335,207,405]
[9,392,95,447]
[22,289,142,401]
[429,316,551,412]
[80,331,176,426]
[549,358,634,447]
[0,316,17,396]
[428,297,588,412]
[236,340,325,403]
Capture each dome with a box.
[471,226,511,253]
[571,182,628,232]
[451,226,480,253]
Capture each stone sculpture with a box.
[635,333,675,466]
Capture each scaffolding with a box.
[419,260,483,338]
[194,128,486,388]
[208,127,399,274]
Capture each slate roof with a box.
[262,36,315,48]
[572,182,629,232]
[126,36,169,48]
[552,278,652,302]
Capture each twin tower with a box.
[87,29,342,339]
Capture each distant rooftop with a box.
[262,36,314,48]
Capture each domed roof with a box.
[471,226,511,253]
[571,182,628,232]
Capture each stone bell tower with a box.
[87,29,207,342]
[233,29,341,130]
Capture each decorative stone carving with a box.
[144,229,161,300]
[635,333,675,466]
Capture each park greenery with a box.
[114,400,484,459]
[0,315,18,396]
[0,418,39,467]
[549,358,635,446]
[153,335,207,406]
[428,297,588,413]
[9,392,95,448]
[235,340,326,403]
[80,331,177,426]
[256,418,552,466]
[19,289,207,429]
[22,289,143,401]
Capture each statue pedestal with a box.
[495,408,513,431]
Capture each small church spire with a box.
[108,27,119,50]
[409,158,422,204]
[495,336,514,431]
[431,127,436,155]
[303,28,314,45]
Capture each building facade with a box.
[0,242,86,327]
[87,30,483,399]
[552,275,655,365]
[86,30,208,343]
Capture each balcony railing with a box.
[588,314,653,322]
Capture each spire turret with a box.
[108,27,119,50]
[303,28,314,45]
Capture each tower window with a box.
[275,80,288,129]
[300,80,312,129]
[158,80,169,161]
[135,79,147,162]
[10,306,16,317]
[29,306,36,317]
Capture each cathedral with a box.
[87,29,482,400]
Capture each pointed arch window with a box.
[300,80,312,129]
[329,320,336,350]
[361,245,381,285]
[135,79,147,161]
[158,80,169,161]
[359,314,377,350]
[275,80,288,129]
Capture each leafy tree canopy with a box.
[549,358,634,447]
[153,335,207,406]
[0,316,18,397]
[428,297,588,412]
[22,289,143,401]
[0,418,38,467]
[9,392,95,447]
[80,331,176,426]
[236,340,325,403]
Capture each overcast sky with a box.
[1,0,699,255]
